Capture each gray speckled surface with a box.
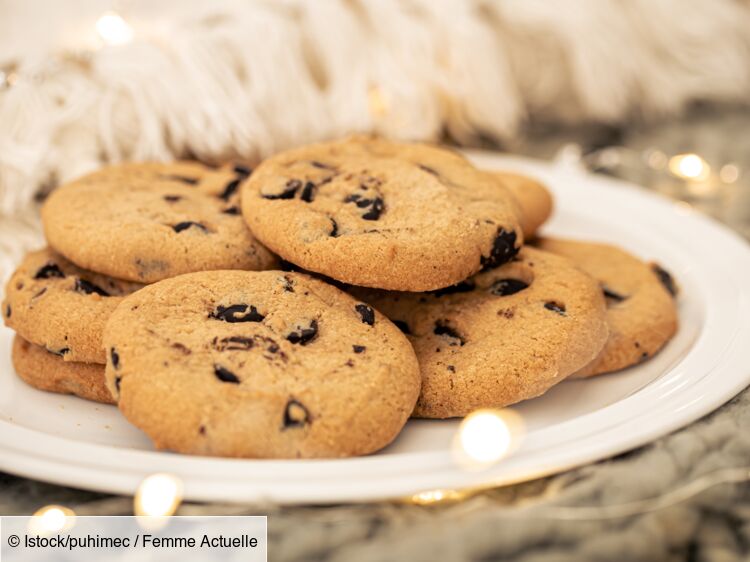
[1,104,749,561]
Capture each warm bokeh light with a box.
[134,473,183,517]
[669,153,710,181]
[29,505,76,534]
[719,164,740,184]
[453,409,524,469]
[95,11,134,46]
[368,85,390,118]
[410,489,465,505]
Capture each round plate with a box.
[1,153,749,505]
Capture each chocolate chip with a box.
[447,365,456,373]
[640,351,649,361]
[602,285,627,302]
[198,425,207,435]
[329,218,339,237]
[434,322,465,345]
[110,347,120,369]
[300,181,316,202]
[544,301,566,316]
[4,304,10,318]
[394,320,411,334]
[34,263,65,280]
[213,336,255,351]
[418,164,439,176]
[222,206,240,215]
[209,304,265,323]
[74,278,110,297]
[490,278,528,296]
[281,275,294,292]
[652,264,677,297]
[163,194,182,202]
[353,345,366,353]
[172,221,208,233]
[214,364,240,384]
[233,164,252,177]
[432,280,476,297]
[361,197,384,220]
[480,228,519,270]
[262,179,301,200]
[163,174,199,185]
[355,304,375,326]
[171,342,191,354]
[219,178,241,201]
[286,320,318,345]
[283,399,310,429]
[345,193,385,220]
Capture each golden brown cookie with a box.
[241,136,523,291]
[352,247,609,418]
[11,335,114,404]
[103,270,421,458]
[493,171,553,239]
[3,248,142,363]
[535,237,678,377]
[42,162,277,283]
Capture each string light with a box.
[134,473,183,519]
[368,85,390,119]
[28,505,76,534]
[719,163,740,184]
[95,11,134,46]
[453,409,524,469]
[668,153,710,181]
[410,489,467,505]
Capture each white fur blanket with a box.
[1,0,749,216]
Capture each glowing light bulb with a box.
[368,85,390,118]
[135,473,182,517]
[95,11,134,46]
[410,489,466,505]
[29,505,75,534]
[719,164,739,184]
[668,154,710,181]
[453,409,523,469]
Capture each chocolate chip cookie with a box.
[42,162,277,283]
[493,171,553,239]
[352,247,609,418]
[12,335,114,404]
[536,238,678,377]
[103,270,420,458]
[241,136,523,291]
[3,248,142,363]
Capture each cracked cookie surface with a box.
[536,238,678,377]
[12,336,114,404]
[3,248,142,363]
[103,270,420,458]
[352,247,609,418]
[241,136,523,291]
[42,162,277,283]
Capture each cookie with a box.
[352,247,609,418]
[3,248,143,363]
[241,136,523,291]
[11,336,114,404]
[493,171,553,239]
[535,238,678,377]
[42,161,277,283]
[103,270,421,458]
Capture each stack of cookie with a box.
[2,137,678,459]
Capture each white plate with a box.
[1,153,749,505]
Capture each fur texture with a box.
[1,0,749,215]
